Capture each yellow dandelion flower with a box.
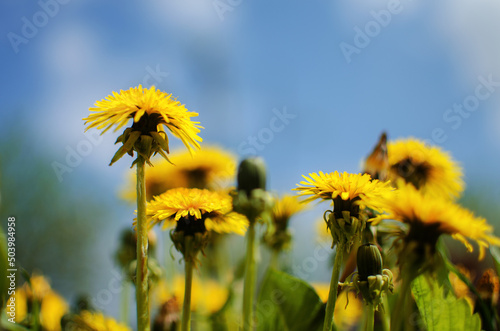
[197,279,229,313]
[147,188,248,235]
[387,138,464,199]
[295,171,392,206]
[272,194,307,227]
[12,289,27,323]
[83,85,203,165]
[73,311,131,331]
[295,171,393,250]
[311,285,362,330]
[40,292,68,331]
[163,146,236,189]
[121,146,237,202]
[156,276,228,314]
[11,275,68,331]
[24,274,52,299]
[263,194,307,251]
[294,171,393,220]
[373,183,500,260]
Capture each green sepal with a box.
[150,131,170,154]
[115,127,133,144]
[134,135,154,166]
[156,149,174,165]
[341,210,350,223]
[109,130,141,166]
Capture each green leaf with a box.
[2,295,31,331]
[411,274,481,331]
[434,238,454,293]
[1,312,30,331]
[256,269,325,331]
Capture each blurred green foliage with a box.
[0,121,112,299]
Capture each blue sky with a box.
[2,0,500,318]
[2,0,500,184]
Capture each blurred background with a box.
[1,0,500,321]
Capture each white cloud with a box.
[143,0,226,33]
[42,23,99,77]
[435,0,500,82]
[35,22,138,176]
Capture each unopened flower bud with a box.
[341,244,392,308]
[237,157,267,196]
[357,243,382,281]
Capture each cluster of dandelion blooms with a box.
[80,82,500,331]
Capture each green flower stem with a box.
[243,220,257,331]
[136,158,150,331]
[365,303,375,331]
[120,280,130,325]
[323,240,345,331]
[32,299,40,331]
[390,275,413,331]
[181,236,194,331]
[270,249,280,270]
[379,296,390,331]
